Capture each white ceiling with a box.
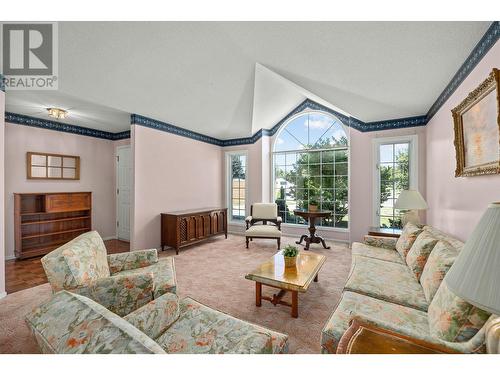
[5,21,492,138]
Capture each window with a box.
[373,136,418,229]
[227,153,247,220]
[272,111,349,228]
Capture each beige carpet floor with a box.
[0,234,352,354]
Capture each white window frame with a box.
[270,110,350,232]
[225,150,249,223]
[372,135,418,227]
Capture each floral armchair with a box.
[245,203,282,249]
[41,231,177,317]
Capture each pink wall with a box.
[426,40,500,241]
[131,125,223,249]
[4,123,117,259]
[0,91,5,297]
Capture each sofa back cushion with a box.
[422,225,464,252]
[25,291,165,353]
[396,223,423,259]
[428,280,491,342]
[252,203,278,220]
[41,231,110,292]
[405,231,439,280]
[420,241,458,302]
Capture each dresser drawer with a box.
[45,193,91,212]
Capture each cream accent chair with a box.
[245,203,282,249]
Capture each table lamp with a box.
[394,189,428,225]
[446,202,500,353]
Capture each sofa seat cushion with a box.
[428,281,491,342]
[155,297,288,354]
[125,293,180,340]
[405,231,439,280]
[351,242,404,264]
[117,257,177,298]
[420,241,458,303]
[344,256,428,311]
[395,223,423,259]
[25,291,165,354]
[321,291,429,353]
[245,225,281,238]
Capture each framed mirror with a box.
[27,152,80,180]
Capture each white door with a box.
[116,146,131,241]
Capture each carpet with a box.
[0,234,352,354]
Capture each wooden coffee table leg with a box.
[291,291,298,318]
[256,282,262,307]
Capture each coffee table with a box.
[245,251,326,318]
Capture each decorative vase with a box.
[284,255,297,268]
[308,204,318,212]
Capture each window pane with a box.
[321,164,334,176]
[334,150,348,163]
[230,154,246,220]
[380,144,394,162]
[322,151,334,163]
[48,156,62,167]
[334,162,348,175]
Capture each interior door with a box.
[116,146,131,241]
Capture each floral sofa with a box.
[321,224,496,354]
[25,290,289,354]
[41,231,177,316]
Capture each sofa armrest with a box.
[363,235,397,250]
[124,292,180,340]
[71,273,154,317]
[337,317,460,354]
[107,249,158,274]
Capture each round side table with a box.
[293,209,332,250]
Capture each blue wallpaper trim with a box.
[0,73,5,92]
[426,21,500,120]
[131,114,224,146]
[5,112,130,141]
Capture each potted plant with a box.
[282,245,299,267]
[308,198,319,212]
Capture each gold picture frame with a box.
[451,68,500,177]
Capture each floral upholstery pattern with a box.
[395,223,423,260]
[422,226,464,252]
[41,231,111,292]
[155,297,289,354]
[420,241,458,302]
[72,273,155,317]
[125,293,180,339]
[428,281,491,342]
[25,291,165,354]
[405,231,438,280]
[321,291,487,354]
[108,249,159,274]
[117,257,177,297]
[352,242,404,264]
[363,235,397,250]
[344,256,428,311]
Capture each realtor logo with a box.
[1,22,58,90]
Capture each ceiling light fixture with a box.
[47,107,68,120]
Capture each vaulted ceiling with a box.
[5,21,492,138]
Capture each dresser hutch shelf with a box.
[14,192,92,259]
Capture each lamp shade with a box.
[446,202,500,315]
[394,190,428,210]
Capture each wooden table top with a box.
[245,251,326,292]
[368,226,402,238]
[293,209,332,218]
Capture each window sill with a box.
[228,220,349,233]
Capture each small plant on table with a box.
[283,245,299,267]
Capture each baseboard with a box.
[102,236,117,241]
[5,254,16,261]
[0,291,7,300]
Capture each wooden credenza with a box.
[14,192,92,259]
[161,208,227,254]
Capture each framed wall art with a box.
[452,68,500,177]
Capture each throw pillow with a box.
[420,240,458,302]
[428,280,491,342]
[406,231,438,280]
[395,223,423,259]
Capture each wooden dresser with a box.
[161,208,227,254]
[14,192,92,259]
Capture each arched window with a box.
[273,111,349,228]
